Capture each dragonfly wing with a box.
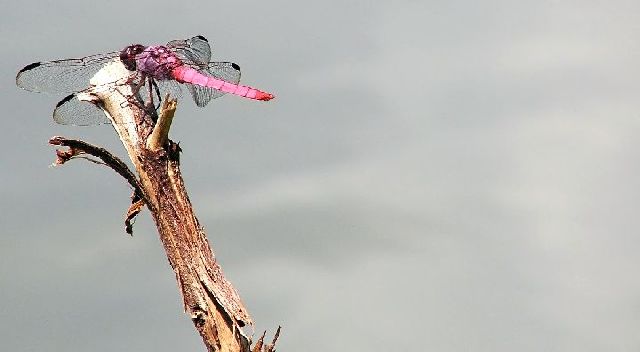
[53,93,111,126]
[16,51,120,93]
[167,35,212,67]
[153,79,184,102]
[184,62,242,107]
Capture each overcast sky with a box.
[2,1,640,351]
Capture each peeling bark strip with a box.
[48,61,279,351]
[125,192,145,235]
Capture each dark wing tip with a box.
[195,35,208,42]
[231,63,240,71]
[18,62,42,74]
[55,93,76,108]
[17,62,44,89]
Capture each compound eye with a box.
[119,46,138,71]
[119,45,147,71]
[133,44,145,55]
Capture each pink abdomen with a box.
[172,66,274,101]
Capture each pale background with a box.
[2,1,640,351]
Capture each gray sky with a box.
[2,1,640,351]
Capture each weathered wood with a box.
[79,61,257,351]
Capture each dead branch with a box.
[48,61,279,351]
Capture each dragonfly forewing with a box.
[16,51,120,93]
[166,35,212,67]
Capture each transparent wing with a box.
[166,35,211,67]
[185,62,242,107]
[53,93,111,126]
[54,78,180,126]
[150,79,184,102]
[16,51,120,93]
[166,36,245,106]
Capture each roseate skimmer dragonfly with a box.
[16,35,274,125]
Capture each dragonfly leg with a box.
[120,75,155,113]
[144,77,164,111]
[117,74,147,109]
[150,79,162,110]
[108,74,158,123]
[130,75,146,96]
[138,77,163,121]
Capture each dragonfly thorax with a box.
[119,44,146,71]
[135,45,182,80]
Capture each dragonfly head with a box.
[119,44,146,71]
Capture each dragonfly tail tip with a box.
[256,92,274,101]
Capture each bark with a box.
[50,62,279,352]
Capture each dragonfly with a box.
[16,35,274,125]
